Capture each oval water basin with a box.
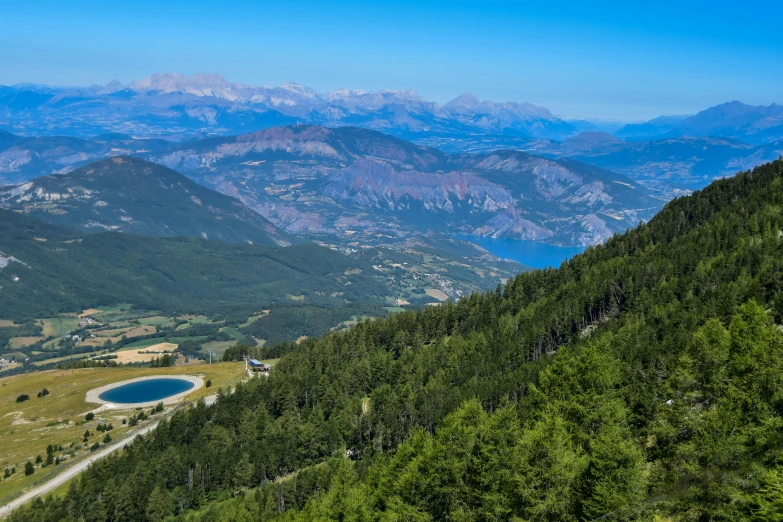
[98,378,195,404]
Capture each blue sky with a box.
[1,0,781,120]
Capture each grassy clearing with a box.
[0,320,18,327]
[90,304,133,319]
[93,327,131,338]
[32,353,90,367]
[0,362,245,503]
[167,336,208,345]
[8,337,46,349]
[425,288,449,301]
[200,341,235,359]
[39,317,80,338]
[177,315,211,327]
[137,316,176,328]
[122,326,157,338]
[218,326,242,339]
[42,337,62,350]
[119,337,168,350]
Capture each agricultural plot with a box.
[103,343,178,364]
[137,316,176,328]
[8,338,46,350]
[39,318,80,338]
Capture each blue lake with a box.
[460,236,587,269]
[98,378,195,404]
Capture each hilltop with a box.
[0,157,292,246]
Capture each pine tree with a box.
[145,485,172,522]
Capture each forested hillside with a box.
[0,157,292,247]
[13,159,783,520]
[0,210,387,320]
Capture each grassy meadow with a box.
[0,363,245,503]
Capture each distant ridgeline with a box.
[12,159,783,520]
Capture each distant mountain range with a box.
[615,101,783,144]
[0,125,659,246]
[414,132,783,195]
[0,152,525,307]
[0,73,582,140]
[2,74,781,149]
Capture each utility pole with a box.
[243,355,249,372]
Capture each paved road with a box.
[0,394,217,517]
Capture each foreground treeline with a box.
[13,159,783,520]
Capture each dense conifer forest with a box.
[11,159,783,520]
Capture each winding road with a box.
[0,395,217,517]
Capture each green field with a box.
[8,337,46,349]
[39,317,80,338]
[166,336,208,345]
[32,353,89,367]
[119,337,168,350]
[0,363,245,503]
[137,316,176,328]
[219,326,242,339]
[200,340,236,359]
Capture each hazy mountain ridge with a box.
[0,156,293,246]
[143,126,658,246]
[415,132,783,196]
[0,73,579,140]
[0,125,657,246]
[616,101,783,144]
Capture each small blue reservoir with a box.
[98,378,195,404]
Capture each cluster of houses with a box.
[78,317,96,328]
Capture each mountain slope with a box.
[14,159,783,521]
[616,101,783,144]
[418,131,783,196]
[0,126,657,246]
[0,209,385,320]
[0,156,292,246]
[147,125,659,246]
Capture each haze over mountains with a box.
[3,73,782,201]
[0,126,658,246]
[2,73,782,145]
[0,73,579,140]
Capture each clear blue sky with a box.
[1,0,780,120]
